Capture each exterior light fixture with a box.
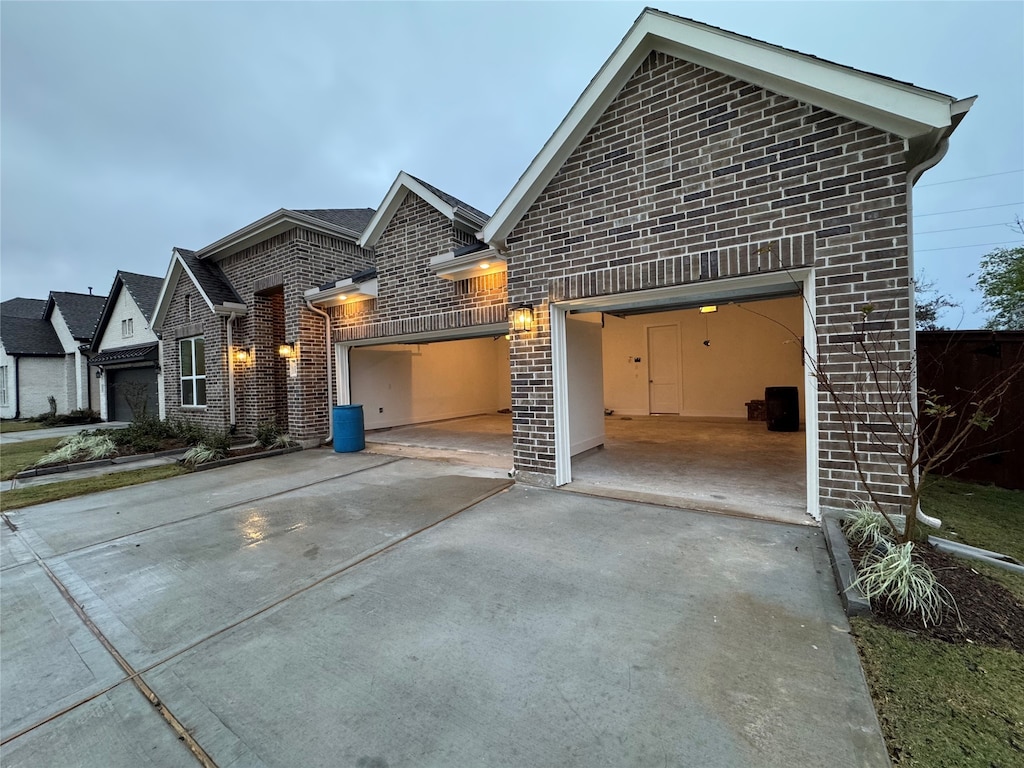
[508,304,534,333]
[95,367,103,379]
[699,305,718,314]
[235,347,253,364]
[479,262,490,269]
[278,341,298,359]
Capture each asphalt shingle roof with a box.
[0,314,65,356]
[407,176,490,225]
[46,292,108,341]
[118,271,164,322]
[295,208,377,234]
[1,298,46,319]
[176,248,244,306]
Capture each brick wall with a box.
[505,51,912,513]
[331,192,508,343]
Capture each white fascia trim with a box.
[429,248,506,281]
[483,9,958,247]
[359,172,456,248]
[213,302,248,317]
[195,209,361,261]
[151,251,195,331]
[304,277,378,306]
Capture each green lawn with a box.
[1,465,188,510]
[924,476,1024,563]
[851,478,1024,767]
[0,420,45,434]
[0,437,63,480]
[853,618,1024,767]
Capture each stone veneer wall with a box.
[505,51,912,513]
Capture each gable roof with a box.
[481,7,974,247]
[359,172,490,248]
[44,291,108,342]
[194,207,374,262]
[295,208,376,233]
[0,314,65,356]
[1,297,46,320]
[88,271,165,353]
[151,248,247,331]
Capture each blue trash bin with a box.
[333,404,365,452]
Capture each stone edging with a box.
[190,445,303,471]
[821,512,872,618]
[15,448,187,479]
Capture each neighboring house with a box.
[88,271,165,421]
[318,10,970,519]
[42,291,108,414]
[0,292,106,418]
[0,298,63,419]
[151,208,376,440]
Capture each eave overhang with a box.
[482,8,972,248]
[195,209,363,262]
[429,247,506,281]
[304,277,379,307]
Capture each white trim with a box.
[429,249,506,281]
[481,9,964,247]
[335,344,350,406]
[550,306,572,486]
[304,277,378,307]
[802,272,820,520]
[195,209,363,261]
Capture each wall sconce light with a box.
[508,304,534,333]
[235,347,254,364]
[95,366,103,379]
[699,305,718,314]
[278,341,298,359]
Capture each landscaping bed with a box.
[833,478,1024,767]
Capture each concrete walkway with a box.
[0,422,130,445]
[0,450,888,767]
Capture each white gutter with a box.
[906,135,952,531]
[226,312,240,430]
[305,298,334,444]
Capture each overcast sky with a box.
[2,1,1021,327]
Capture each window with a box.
[0,365,7,406]
[179,336,206,406]
[121,318,134,338]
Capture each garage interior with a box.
[355,296,809,525]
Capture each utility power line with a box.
[916,223,1016,235]
[917,240,1023,253]
[917,169,1023,187]
[914,202,1022,218]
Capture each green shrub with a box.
[842,506,901,550]
[255,420,281,448]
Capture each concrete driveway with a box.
[0,450,888,767]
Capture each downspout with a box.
[227,312,239,432]
[906,136,951,530]
[305,298,334,444]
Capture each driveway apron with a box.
[0,451,888,767]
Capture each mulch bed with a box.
[849,540,1024,653]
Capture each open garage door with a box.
[342,326,512,460]
[552,270,817,523]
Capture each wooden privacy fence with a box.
[917,330,1024,490]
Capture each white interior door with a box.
[566,315,605,455]
[647,324,680,414]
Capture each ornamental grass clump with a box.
[842,506,899,550]
[181,443,225,468]
[35,432,117,466]
[851,542,961,628]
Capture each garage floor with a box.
[365,414,808,525]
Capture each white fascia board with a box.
[359,171,456,248]
[195,209,361,262]
[429,248,506,281]
[304,278,378,307]
[483,9,958,247]
[213,302,248,316]
[151,251,187,332]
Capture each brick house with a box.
[88,271,165,421]
[152,208,375,440]
[318,10,970,520]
